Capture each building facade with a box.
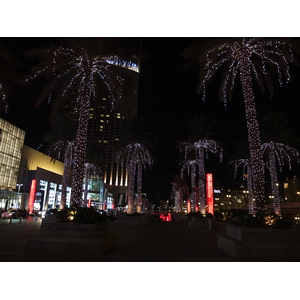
[0,119,25,210]
[87,60,140,208]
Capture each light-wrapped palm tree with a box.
[116,117,155,213]
[230,158,254,214]
[44,112,76,209]
[117,142,153,213]
[186,38,294,213]
[25,38,137,205]
[178,115,222,214]
[259,111,300,215]
[0,42,21,113]
[179,159,199,212]
[171,175,189,213]
[262,142,299,215]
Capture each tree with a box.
[116,117,155,213]
[229,158,254,214]
[44,111,77,209]
[259,112,300,215]
[170,175,189,213]
[25,38,137,205]
[188,38,293,213]
[179,159,199,212]
[0,42,21,113]
[178,115,222,214]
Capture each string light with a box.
[230,158,255,214]
[180,139,222,214]
[48,140,75,209]
[116,143,153,213]
[171,176,188,213]
[180,159,199,212]
[200,38,293,213]
[262,141,300,215]
[27,45,136,206]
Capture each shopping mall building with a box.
[0,118,106,212]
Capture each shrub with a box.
[231,214,266,228]
[230,212,294,229]
[55,206,107,224]
[187,211,214,218]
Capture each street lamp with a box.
[16,183,23,193]
[16,184,23,209]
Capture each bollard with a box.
[34,215,37,222]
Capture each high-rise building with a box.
[87,60,140,206]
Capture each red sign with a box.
[28,179,37,214]
[206,173,214,215]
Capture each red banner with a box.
[206,173,214,215]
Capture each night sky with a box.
[2,37,300,206]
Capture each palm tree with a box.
[178,115,222,214]
[259,112,300,215]
[25,38,137,205]
[44,112,77,209]
[171,175,188,213]
[190,38,293,213]
[229,158,254,214]
[0,42,21,113]
[116,117,155,213]
[179,159,199,212]
[262,142,299,215]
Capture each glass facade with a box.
[0,119,25,190]
[35,180,71,210]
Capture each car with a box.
[1,209,27,219]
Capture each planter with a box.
[25,220,117,256]
[188,217,216,229]
[39,220,110,237]
[218,224,300,260]
[171,213,186,222]
[113,214,149,227]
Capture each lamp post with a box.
[16,183,23,209]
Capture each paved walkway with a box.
[0,216,236,262]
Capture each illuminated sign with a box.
[28,179,37,213]
[206,173,214,215]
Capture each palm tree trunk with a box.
[61,152,70,209]
[247,164,255,214]
[239,56,266,213]
[269,142,281,215]
[136,164,142,213]
[191,163,196,212]
[70,75,92,206]
[198,148,206,214]
[127,162,136,213]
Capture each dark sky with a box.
[1,37,300,205]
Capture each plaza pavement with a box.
[0,216,236,262]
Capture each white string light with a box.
[200,38,293,213]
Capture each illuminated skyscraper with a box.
[87,61,140,201]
